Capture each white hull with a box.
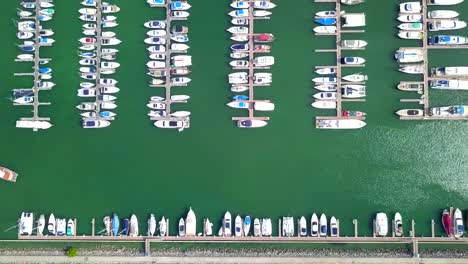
[316,119,366,129]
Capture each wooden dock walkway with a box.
[93,0,104,119]
[399,0,468,121]
[231,0,272,123]
[15,0,53,130]
[314,0,366,122]
[149,0,190,127]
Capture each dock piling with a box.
[353,219,358,237]
[431,219,435,238]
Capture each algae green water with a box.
[0,0,467,240]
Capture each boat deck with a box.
[399,0,468,121]
[149,0,190,125]
[314,0,366,122]
[231,0,273,123]
[14,0,53,131]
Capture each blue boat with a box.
[428,35,467,45]
[230,43,249,51]
[38,68,52,74]
[13,90,34,98]
[112,213,120,236]
[122,218,129,236]
[315,17,336,26]
[79,52,96,58]
[99,111,113,118]
[19,46,35,52]
[233,95,248,100]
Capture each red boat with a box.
[253,33,275,43]
[442,209,452,236]
[0,166,18,183]
[342,110,366,117]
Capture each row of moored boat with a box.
[76,0,122,128]
[14,0,55,130]
[145,0,192,132]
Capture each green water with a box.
[0,0,467,240]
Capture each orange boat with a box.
[0,166,18,183]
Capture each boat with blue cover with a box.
[13,90,34,98]
[315,17,336,25]
[237,120,268,128]
[38,68,52,74]
[19,46,35,52]
[122,218,129,236]
[227,101,249,109]
[428,35,468,45]
[112,213,119,236]
[233,95,248,100]
[147,0,166,7]
[170,1,191,11]
[82,120,111,128]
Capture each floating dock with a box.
[230,0,274,124]
[314,0,366,122]
[148,0,191,129]
[14,0,53,131]
[398,0,468,121]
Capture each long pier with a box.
[14,0,53,131]
[398,0,468,121]
[149,0,190,129]
[314,0,366,122]
[231,0,273,123]
[93,0,104,119]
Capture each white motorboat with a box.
[254,10,272,17]
[101,38,121,46]
[398,31,423,40]
[170,111,191,117]
[254,72,272,84]
[17,54,34,61]
[311,213,319,237]
[315,67,336,75]
[341,39,367,49]
[231,1,249,8]
[428,10,459,19]
[313,26,337,34]
[396,109,424,116]
[144,21,166,29]
[147,61,166,69]
[171,35,189,42]
[229,72,248,84]
[254,1,276,9]
[16,120,52,130]
[159,216,167,237]
[315,11,337,17]
[398,22,423,31]
[261,218,272,236]
[147,0,166,7]
[48,214,56,235]
[82,120,111,128]
[147,102,166,109]
[227,101,249,109]
[171,43,190,51]
[231,34,249,42]
[17,32,34,39]
[56,218,66,236]
[342,86,366,98]
[154,119,190,131]
[397,15,422,22]
[171,55,192,67]
[316,119,366,129]
[342,73,368,82]
[311,101,337,109]
[171,77,191,85]
[299,217,307,236]
[430,79,468,90]
[429,35,468,45]
[129,214,139,237]
[342,13,366,27]
[397,82,424,92]
[146,30,166,37]
[282,217,294,237]
[228,9,249,18]
[145,37,166,45]
[223,211,232,237]
[253,56,275,67]
[37,214,45,236]
[102,15,117,22]
[231,19,248,25]
[230,60,249,68]
[454,208,464,238]
[243,216,251,236]
[253,218,261,237]
[204,218,213,236]
[429,20,467,31]
[395,48,424,63]
[430,105,468,117]
[99,78,118,86]
[254,102,275,111]
[319,214,327,237]
[342,57,365,65]
[230,52,249,59]
[14,96,34,104]
[18,212,33,236]
[185,207,196,236]
[394,213,403,237]
[313,77,337,83]
[234,215,243,237]
[400,2,421,13]
[79,8,97,15]
[101,62,120,69]
[227,26,249,34]
[178,218,186,236]
[170,1,191,10]
[171,11,190,18]
[375,213,388,236]
[100,86,120,94]
[314,92,336,100]
[101,102,117,110]
[330,217,338,237]
[148,110,167,118]
[341,0,365,4]
[237,120,268,128]
[432,66,468,77]
[147,45,166,53]
[315,84,337,91]
[399,64,424,74]
[231,85,249,92]
[428,0,463,5]
[77,88,96,97]
[171,95,190,101]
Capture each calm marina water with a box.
[0,0,467,240]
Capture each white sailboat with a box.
[178,218,186,237]
[253,218,261,237]
[375,213,388,236]
[148,214,156,236]
[129,214,139,237]
[159,216,167,237]
[37,215,45,236]
[223,211,232,237]
[394,213,403,237]
[243,216,251,236]
[234,215,243,237]
[185,207,196,236]
[204,218,213,236]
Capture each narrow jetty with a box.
[148,0,191,131]
[230,0,274,124]
[93,0,104,119]
[14,0,53,131]
[398,0,468,121]
[314,0,366,122]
